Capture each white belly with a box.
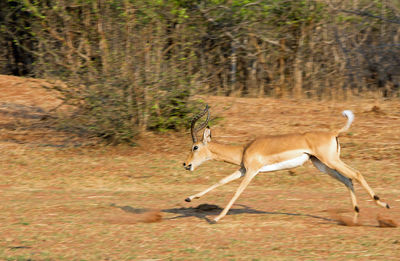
[258,154,309,173]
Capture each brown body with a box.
[243,132,336,168]
[183,107,390,223]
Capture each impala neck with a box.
[208,142,244,166]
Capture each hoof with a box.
[185,197,191,202]
[210,219,218,224]
[386,203,390,209]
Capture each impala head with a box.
[183,105,212,171]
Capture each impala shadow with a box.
[110,203,337,225]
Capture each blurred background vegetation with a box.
[1,0,399,143]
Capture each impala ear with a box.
[202,126,212,143]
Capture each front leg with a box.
[213,170,258,223]
[185,168,245,202]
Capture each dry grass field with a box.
[0,75,399,260]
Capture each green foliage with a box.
[148,90,201,132]
[53,78,138,145]
[52,74,204,144]
[268,0,325,27]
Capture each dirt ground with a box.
[0,75,399,260]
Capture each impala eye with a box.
[193,145,199,151]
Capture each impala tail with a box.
[337,110,354,135]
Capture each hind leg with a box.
[323,158,390,210]
[311,156,359,223]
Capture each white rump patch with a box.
[258,154,309,173]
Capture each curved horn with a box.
[190,105,210,143]
[195,108,210,133]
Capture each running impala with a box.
[183,105,390,223]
